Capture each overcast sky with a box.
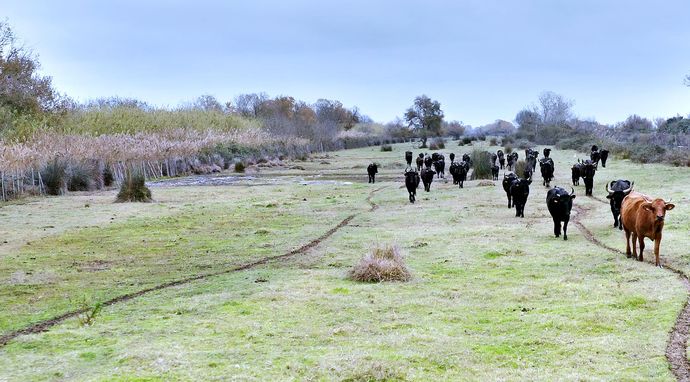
[4,0,689,126]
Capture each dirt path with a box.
[0,186,387,348]
[572,204,690,381]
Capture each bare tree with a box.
[538,91,574,126]
[193,94,223,112]
[233,93,268,118]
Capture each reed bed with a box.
[0,128,308,201]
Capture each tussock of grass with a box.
[349,244,411,283]
[67,163,94,192]
[115,171,152,203]
[515,160,528,178]
[41,159,67,195]
[429,138,445,150]
[380,144,393,152]
[470,150,492,180]
[234,162,246,173]
[102,165,115,187]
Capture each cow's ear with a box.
[570,195,576,200]
[642,203,654,212]
[605,194,612,199]
[666,203,676,211]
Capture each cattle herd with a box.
[368,144,676,267]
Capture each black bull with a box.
[546,187,576,240]
[606,179,634,229]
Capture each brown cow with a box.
[620,191,675,267]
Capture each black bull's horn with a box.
[606,181,634,195]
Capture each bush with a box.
[470,150,492,180]
[461,137,473,145]
[349,244,411,283]
[477,135,486,141]
[380,144,393,152]
[489,137,498,146]
[502,136,514,145]
[428,137,445,150]
[116,171,152,202]
[234,162,246,173]
[664,148,690,167]
[41,159,67,195]
[515,139,533,150]
[504,144,513,154]
[515,160,528,178]
[633,145,666,163]
[67,163,94,191]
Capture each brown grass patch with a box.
[349,244,411,283]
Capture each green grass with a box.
[0,141,688,380]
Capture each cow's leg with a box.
[654,236,662,267]
[563,218,569,240]
[553,218,560,237]
[631,232,638,259]
[637,236,645,262]
[613,213,618,228]
[624,229,632,258]
[372,175,375,184]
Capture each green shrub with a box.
[461,137,473,145]
[504,144,513,154]
[489,137,498,146]
[380,144,393,152]
[41,159,67,195]
[470,150,492,180]
[502,136,514,145]
[234,162,246,173]
[627,144,666,163]
[116,171,152,202]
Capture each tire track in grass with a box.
[0,186,387,348]
[572,204,690,382]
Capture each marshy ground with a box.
[0,141,689,381]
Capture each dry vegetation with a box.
[349,244,412,283]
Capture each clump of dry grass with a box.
[349,244,411,283]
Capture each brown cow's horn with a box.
[622,181,634,194]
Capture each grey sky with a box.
[4,0,689,126]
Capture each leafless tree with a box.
[538,91,573,126]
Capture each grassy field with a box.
[0,141,688,381]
